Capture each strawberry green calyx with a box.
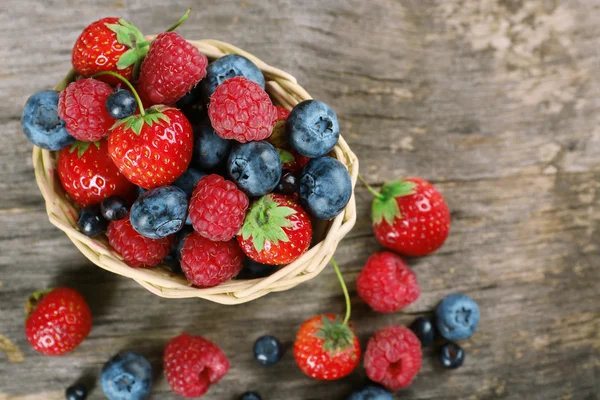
[239,194,296,253]
[372,180,417,225]
[277,148,295,164]
[25,289,53,317]
[69,141,101,158]
[113,107,171,135]
[105,19,148,71]
[315,316,355,353]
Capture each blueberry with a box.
[240,392,262,400]
[101,196,128,221]
[130,186,188,239]
[287,100,339,158]
[173,167,207,197]
[77,205,108,237]
[177,87,208,125]
[105,89,137,119]
[237,259,277,279]
[227,141,282,197]
[439,342,465,369]
[435,293,480,341]
[65,383,87,400]
[299,156,352,220]
[21,90,75,150]
[163,225,194,274]
[176,84,203,109]
[101,352,152,400]
[409,317,436,346]
[253,335,283,367]
[346,385,393,400]
[276,172,298,195]
[192,121,232,170]
[201,54,265,103]
[135,186,146,198]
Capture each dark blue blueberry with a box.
[192,121,232,170]
[237,259,278,279]
[65,383,87,400]
[201,54,265,103]
[163,225,194,274]
[77,205,108,237]
[135,186,146,198]
[176,84,203,108]
[240,392,262,400]
[177,87,208,125]
[287,100,339,158]
[346,385,393,400]
[101,352,152,400]
[21,90,75,150]
[101,196,128,221]
[253,335,283,367]
[276,172,298,195]
[173,167,207,197]
[435,293,480,341]
[410,317,436,346]
[227,141,282,197]
[299,156,351,220]
[105,89,137,119]
[130,186,188,239]
[439,342,465,369]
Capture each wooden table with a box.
[1,1,598,399]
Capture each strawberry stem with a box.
[358,174,384,199]
[331,258,351,326]
[166,8,191,32]
[92,71,146,117]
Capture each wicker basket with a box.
[32,39,358,304]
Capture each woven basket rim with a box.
[33,38,359,304]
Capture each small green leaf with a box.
[116,48,141,69]
[92,141,101,149]
[69,141,92,158]
[131,118,144,135]
[382,180,417,199]
[277,148,294,164]
[117,18,146,44]
[105,23,135,48]
[372,196,401,226]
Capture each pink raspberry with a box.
[357,252,420,312]
[57,78,114,142]
[189,174,249,241]
[180,232,244,287]
[364,325,422,390]
[208,76,277,142]
[274,105,290,121]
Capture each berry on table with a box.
[77,204,108,237]
[180,232,244,287]
[101,196,128,221]
[357,252,420,313]
[25,287,92,356]
[21,90,75,151]
[57,78,114,142]
[364,325,422,391]
[253,335,283,367]
[409,317,436,346]
[346,385,393,400]
[208,76,276,143]
[299,156,352,220]
[240,392,262,400]
[65,383,88,400]
[107,216,173,268]
[227,141,282,197]
[238,194,312,265]
[164,333,229,398]
[435,293,480,341]
[173,167,207,197]
[236,259,278,279]
[105,88,137,119]
[200,54,265,103]
[188,174,249,241]
[192,120,232,170]
[276,172,298,195]
[287,100,340,158]
[101,352,152,400]
[130,186,188,239]
[439,342,465,369]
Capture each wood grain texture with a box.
[1,0,599,399]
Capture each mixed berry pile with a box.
[20,9,481,400]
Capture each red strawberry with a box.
[58,140,136,207]
[365,177,450,257]
[237,194,312,265]
[72,17,148,85]
[293,314,361,380]
[108,106,193,189]
[25,287,92,356]
[137,32,208,106]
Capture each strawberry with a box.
[58,140,136,207]
[25,287,92,356]
[237,194,312,265]
[362,176,450,257]
[293,314,361,380]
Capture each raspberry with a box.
[137,32,208,105]
[57,78,114,142]
[274,106,290,121]
[164,333,229,398]
[189,174,249,241]
[208,76,277,142]
[357,252,420,313]
[364,326,422,391]
[180,232,244,287]
[107,216,172,268]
